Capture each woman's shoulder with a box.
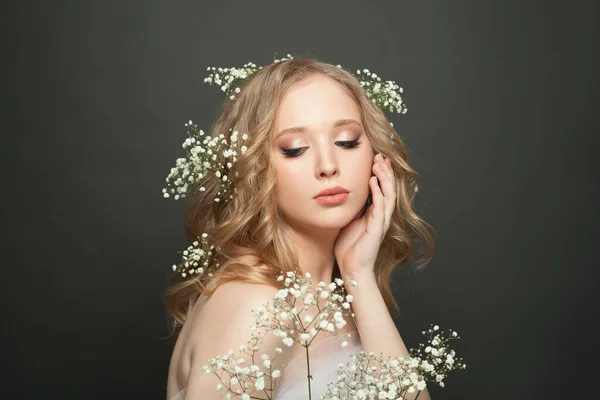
[168,261,282,395]
[194,280,277,322]
[179,273,295,399]
[186,267,282,348]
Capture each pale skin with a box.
[166,74,430,399]
[273,74,430,399]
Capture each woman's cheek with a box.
[276,166,302,201]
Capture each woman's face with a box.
[272,74,374,232]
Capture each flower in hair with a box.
[163,54,418,282]
[162,120,248,202]
[203,54,407,116]
[171,232,221,279]
[355,68,407,114]
[203,62,260,100]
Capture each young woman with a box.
[164,57,435,399]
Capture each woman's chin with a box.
[312,209,361,228]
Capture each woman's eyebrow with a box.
[275,119,362,138]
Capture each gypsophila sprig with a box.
[162,120,248,202]
[201,325,284,400]
[203,271,359,400]
[203,54,408,117]
[171,232,220,279]
[257,271,357,349]
[204,62,259,100]
[356,68,407,115]
[415,324,467,388]
[203,54,296,101]
[322,324,466,399]
[201,273,465,399]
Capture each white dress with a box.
[170,329,362,400]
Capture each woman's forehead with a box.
[274,81,360,133]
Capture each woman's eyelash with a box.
[281,139,363,158]
[338,139,363,149]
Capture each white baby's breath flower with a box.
[300,333,311,344]
[254,376,265,390]
[163,124,248,204]
[322,323,465,398]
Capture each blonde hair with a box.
[162,56,436,338]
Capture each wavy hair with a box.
[162,56,436,338]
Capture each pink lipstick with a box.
[314,186,349,205]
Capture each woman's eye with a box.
[337,139,363,149]
[280,139,362,158]
[281,147,306,157]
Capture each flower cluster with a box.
[322,324,466,399]
[204,61,259,100]
[171,232,220,279]
[356,68,407,115]
[202,53,296,100]
[257,271,357,349]
[203,53,406,116]
[201,328,283,400]
[415,325,467,388]
[162,120,248,202]
[202,271,357,399]
[202,272,466,399]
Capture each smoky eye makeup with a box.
[278,134,364,158]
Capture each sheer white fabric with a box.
[170,387,184,400]
[274,329,362,399]
[169,330,362,400]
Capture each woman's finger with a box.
[374,160,394,229]
[378,156,393,181]
[369,175,384,232]
[383,157,396,228]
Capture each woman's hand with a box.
[334,153,397,281]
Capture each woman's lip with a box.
[314,193,349,205]
[314,186,349,198]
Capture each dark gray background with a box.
[2,0,598,398]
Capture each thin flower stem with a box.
[269,363,274,398]
[214,370,238,398]
[305,344,313,400]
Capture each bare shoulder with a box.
[195,279,278,331]
[182,279,290,399]
[210,278,279,306]
[188,278,279,340]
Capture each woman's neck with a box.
[285,224,340,285]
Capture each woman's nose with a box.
[315,153,339,178]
